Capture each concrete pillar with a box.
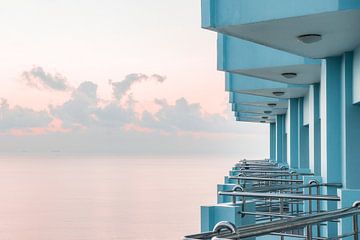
[288,98,299,169]
[338,51,360,236]
[309,84,321,175]
[320,57,342,237]
[320,57,342,184]
[276,115,286,164]
[298,98,309,169]
[340,52,360,189]
[270,123,276,161]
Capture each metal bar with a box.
[240,182,342,193]
[228,176,303,183]
[354,214,359,240]
[240,211,295,218]
[184,206,360,239]
[218,191,340,201]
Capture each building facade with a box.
[185,1,360,239]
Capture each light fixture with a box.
[260,120,266,123]
[267,103,277,107]
[264,110,272,114]
[262,116,268,119]
[272,91,285,97]
[297,34,322,44]
[281,72,297,79]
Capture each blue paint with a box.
[217,33,319,71]
[276,115,286,163]
[288,98,299,168]
[201,202,255,234]
[341,52,360,189]
[201,0,360,29]
[313,83,322,175]
[320,57,343,237]
[270,123,276,161]
[298,98,309,169]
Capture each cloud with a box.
[50,81,136,129]
[22,66,71,91]
[50,81,99,129]
[0,98,52,131]
[1,71,268,156]
[109,73,166,100]
[139,97,244,134]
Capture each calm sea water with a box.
[0,156,237,240]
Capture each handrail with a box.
[238,182,342,193]
[232,169,314,175]
[228,176,303,183]
[218,191,340,201]
[235,166,289,170]
[183,203,360,239]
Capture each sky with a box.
[0,0,268,157]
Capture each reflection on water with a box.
[0,156,236,240]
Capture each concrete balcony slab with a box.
[218,34,320,84]
[227,73,309,99]
[202,0,360,58]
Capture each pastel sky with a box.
[0,0,268,156]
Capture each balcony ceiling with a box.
[233,64,320,85]
[221,10,360,58]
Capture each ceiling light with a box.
[264,110,272,114]
[272,91,285,97]
[262,116,268,119]
[297,34,322,44]
[267,103,277,107]
[281,72,297,79]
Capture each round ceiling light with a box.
[267,103,277,107]
[297,34,322,44]
[272,91,285,97]
[281,72,297,79]
[264,110,272,114]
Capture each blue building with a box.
[184,1,360,239]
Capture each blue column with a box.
[288,98,299,169]
[340,51,360,189]
[298,98,309,169]
[276,115,286,164]
[320,57,342,184]
[338,51,360,236]
[270,123,276,161]
[309,84,321,175]
[320,57,342,238]
[313,83,321,175]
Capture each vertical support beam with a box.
[320,57,342,183]
[298,98,309,169]
[276,115,286,164]
[309,84,321,175]
[341,51,360,189]
[288,98,299,169]
[320,57,342,238]
[270,123,276,161]
[337,51,360,238]
[313,84,321,175]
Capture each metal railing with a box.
[185,159,351,240]
[183,201,360,240]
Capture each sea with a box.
[0,156,238,240]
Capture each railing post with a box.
[306,225,312,240]
[352,201,360,240]
[280,198,284,240]
[353,214,359,240]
